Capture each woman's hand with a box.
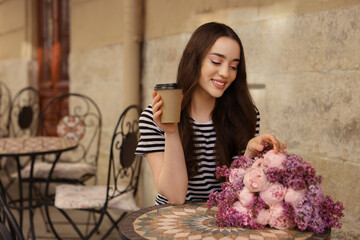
[152,90,179,134]
[244,133,286,156]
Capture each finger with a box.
[152,100,163,113]
[153,109,162,120]
[268,135,280,154]
[152,95,161,110]
[251,142,264,152]
[278,141,287,154]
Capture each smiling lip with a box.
[212,79,226,89]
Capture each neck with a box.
[190,88,215,123]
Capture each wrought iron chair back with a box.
[0,187,24,240]
[108,105,142,198]
[0,81,12,138]
[39,93,102,181]
[9,87,40,138]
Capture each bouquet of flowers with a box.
[206,146,344,234]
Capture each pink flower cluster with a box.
[207,148,344,234]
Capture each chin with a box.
[210,89,227,98]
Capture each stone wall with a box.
[69,44,124,184]
[0,0,36,91]
[237,6,360,238]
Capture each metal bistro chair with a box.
[17,93,102,187]
[0,185,24,240]
[48,105,143,239]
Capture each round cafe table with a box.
[119,201,331,240]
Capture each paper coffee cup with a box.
[154,83,182,123]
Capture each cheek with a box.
[225,75,237,89]
[229,73,237,84]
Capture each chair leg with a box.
[45,204,107,240]
[84,211,100,235]
[38,205,52,233]
[101,211,127,240]
[32,183,52,233]
[45,205,86,239]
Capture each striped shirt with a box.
[135,104,260,205]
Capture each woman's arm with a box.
[146,91,188,205]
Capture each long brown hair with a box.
[177,22,257,178]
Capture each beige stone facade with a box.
[1,0,359,238]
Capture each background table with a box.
[0,136,78,240]
[119,201,331,240]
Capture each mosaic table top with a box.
[120,201,331,240]
[0,136,78,157]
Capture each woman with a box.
[136,22,285,205]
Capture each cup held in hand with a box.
[154,83,182,123]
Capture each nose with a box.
[218,65,229,78]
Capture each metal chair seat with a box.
[54,184,139,212]
[12,161,96,182]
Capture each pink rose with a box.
[233,201,248,215]
[237,187,254,207]
[255,209,270,225]
[263,150,287,169]
[260,182,287,205]
[243,167,269,192]
[252,158,268,169]
[284,187,307,207]
[269,203,295,230]
[229,168,246,184]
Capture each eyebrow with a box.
[209,53,240,62]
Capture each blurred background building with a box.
[0,0,359,238]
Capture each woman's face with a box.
[197,36,240,99]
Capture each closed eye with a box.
[211,60,221,65]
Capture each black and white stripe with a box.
[136,104,260,205]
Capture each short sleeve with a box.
[135,104,165,155]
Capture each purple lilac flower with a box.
[215,165,231,180]
[265,167,283,183]
[248,196,266,217]
[282,202,296,225]
[231,155,255,170]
